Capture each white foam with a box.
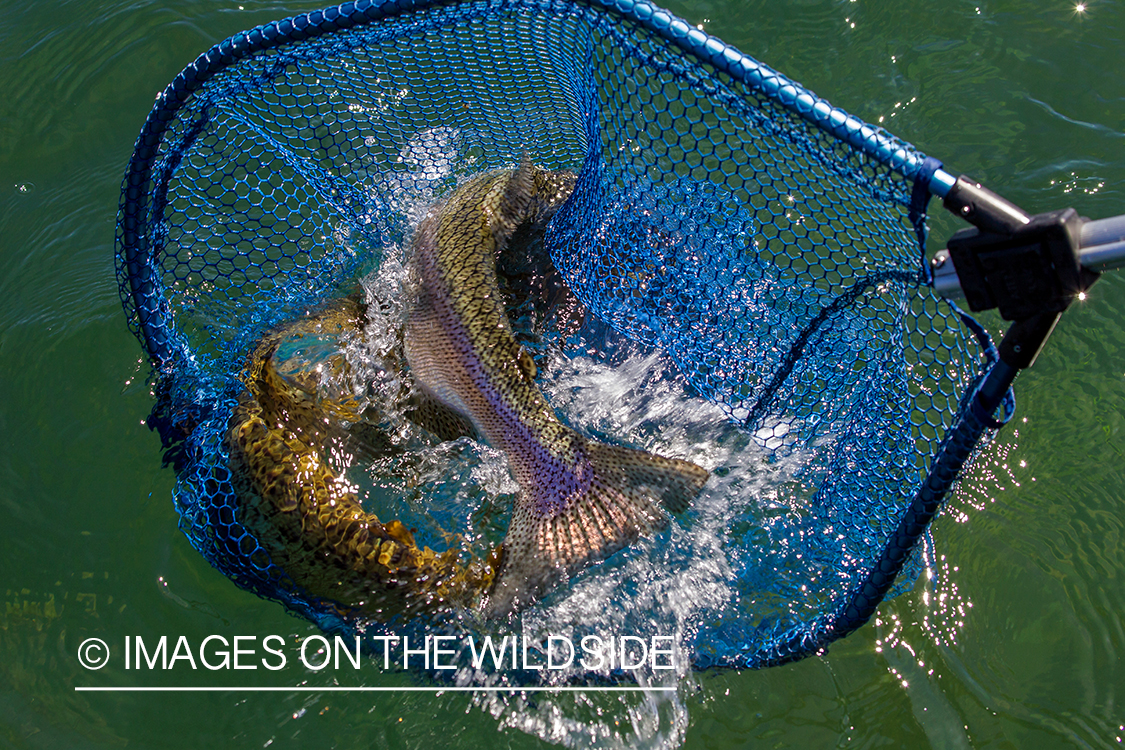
[320,196,833,748]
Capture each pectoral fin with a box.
[406,391,479,443]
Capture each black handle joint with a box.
[942,175,1101,371]
[944,177,1097,322]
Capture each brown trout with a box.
[404,161,710,616]
[226,297,497,620]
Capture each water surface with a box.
[1,0,1123,747]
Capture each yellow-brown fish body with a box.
[404,162,710,615]
[226,298,496,620]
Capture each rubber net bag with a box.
[116,0,994,675]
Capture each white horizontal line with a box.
[75,686,675,693]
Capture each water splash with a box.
[271,235,839,746]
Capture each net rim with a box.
[116,0,934,367]
[111,0,994,673]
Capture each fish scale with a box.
[225,299,497,619]
[404,161,710,617]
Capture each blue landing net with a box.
[116,0,999,671]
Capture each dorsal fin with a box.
[492,154,537,247]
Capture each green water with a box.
[2,0,1123,747]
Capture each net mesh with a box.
[116,0,992,670]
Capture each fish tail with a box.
[484,435,708,616]
[584,440,707,516]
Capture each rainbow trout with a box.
[404,161,710,616]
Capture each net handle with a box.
[732,171,1115,669]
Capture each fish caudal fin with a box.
[483,437,708,617]
[585,441,706,515]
